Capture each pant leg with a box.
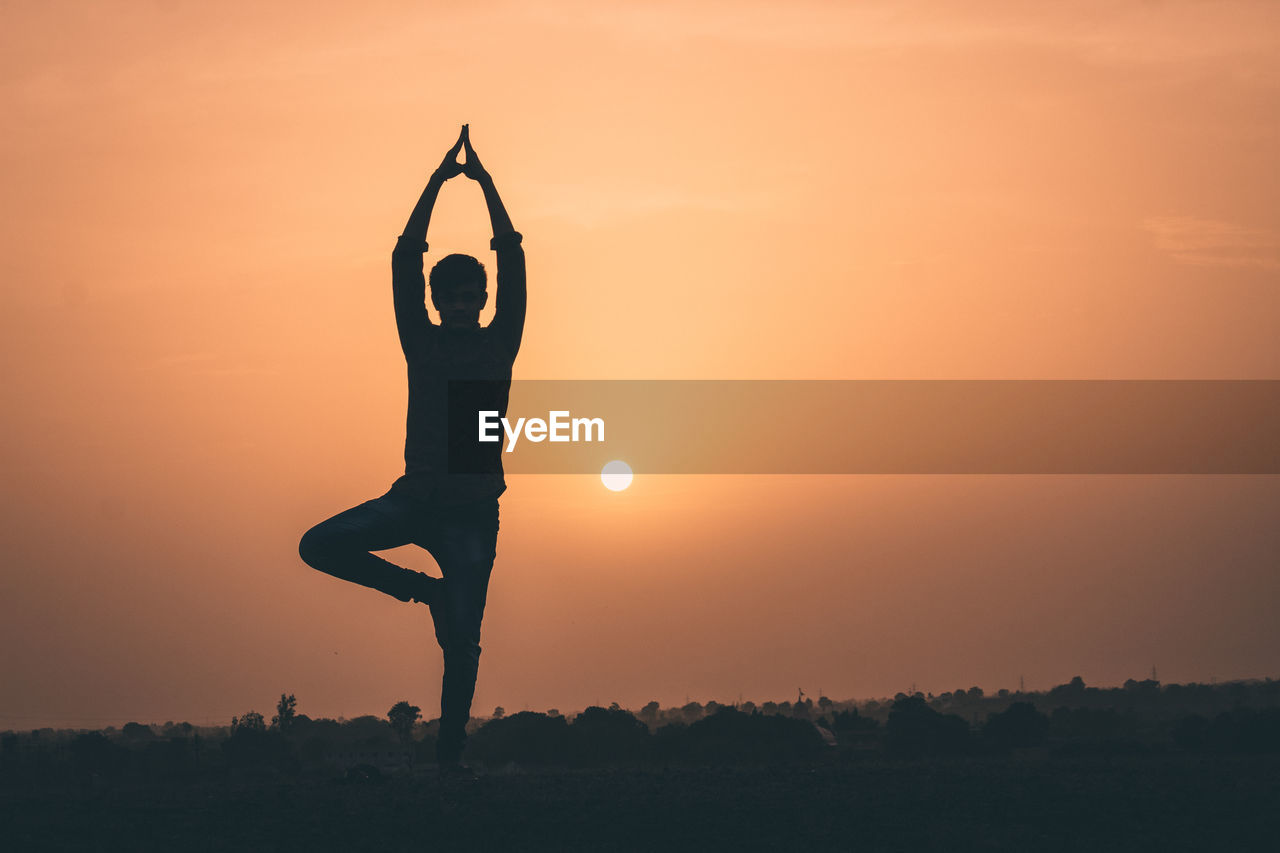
[298,492,427,603]
[416,498,500,763]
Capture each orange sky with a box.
[2,0,1278,728]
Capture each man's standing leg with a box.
[420,498,500,766]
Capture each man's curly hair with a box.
[429,253,487,294]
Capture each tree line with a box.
[2,676,1278,782]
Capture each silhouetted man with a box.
[299,125,525,773]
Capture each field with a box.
[5,753,1278,852]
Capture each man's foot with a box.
[408,571,441,607]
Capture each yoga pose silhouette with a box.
[298,125,525,772]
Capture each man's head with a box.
[430,253,487,327]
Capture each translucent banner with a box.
[444,380,1280,474]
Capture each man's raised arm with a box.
[392,129,466,360]
[462,129,526,358]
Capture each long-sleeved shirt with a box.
[386,231,526,505]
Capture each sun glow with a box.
[601,460,633,491]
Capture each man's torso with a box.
[397,324,514,506]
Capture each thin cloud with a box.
[1143,215,1280,270]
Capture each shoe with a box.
[408,571,441,606]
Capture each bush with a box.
[222,727,295,771]
[983,702,1049,750]
[566,707,650,765]
[121,722,155,742]
[70,732,123,777]
[650,708,825,765]
[886,696,970,756]
[467,712,569,767]
[831,709,880,734]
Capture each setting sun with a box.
[601,460,633,491]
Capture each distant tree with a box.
[122,722,155,741]
[739,701,757,715]
[886,696,970,756]
[387,701,422,742]
[675,707,825,765]
[230,711,265,733]
[968,686,984,699]
[493,706,505,719]
[761,702,778,715]
[818,696,833,712]
[680,701,704,724]
[346,714,390,740]
[224,712,292,770]
[832,708,880,734]
[567,706,651,765]
[704,700,723,716]
[983,702,1049,750]
[1048,677,1086,705]
[1124,678,1160,692]
[468,712,569,766]
[272,693,297,732]
[71,731,121,776]
[547,708,561,717]
[639,701,661,726]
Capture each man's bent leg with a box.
[421,499,500,764]
[298,493,434,603]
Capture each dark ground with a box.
[4,753,1278,852]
